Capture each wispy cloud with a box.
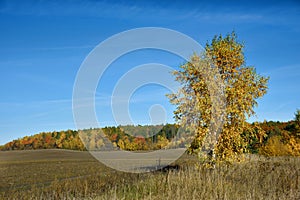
[3,45,95,52]
[1,0,294,25]
[0,98,68,107]
[263,64,300,80]
[0,0,142,18]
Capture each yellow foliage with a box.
[259,136,290,156]
[259,135,300,156]
[169,32,269,161]
[288,137,300,156]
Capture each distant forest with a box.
[1,121,300,156]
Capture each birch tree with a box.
[168,32,269,161]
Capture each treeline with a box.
[256,120,300,156]
[0,130,86,151]
[1,121,300,156]
[0,124,182,151]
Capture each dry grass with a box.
[0,150,299,199]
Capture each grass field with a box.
[1,149,300,199]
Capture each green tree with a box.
[295,109,300,123]
[168,32,269,161]
[294,109,300,136]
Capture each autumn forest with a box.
[2,113,300,157]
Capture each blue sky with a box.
[0,0,300,144]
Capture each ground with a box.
[1,149,299,199]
